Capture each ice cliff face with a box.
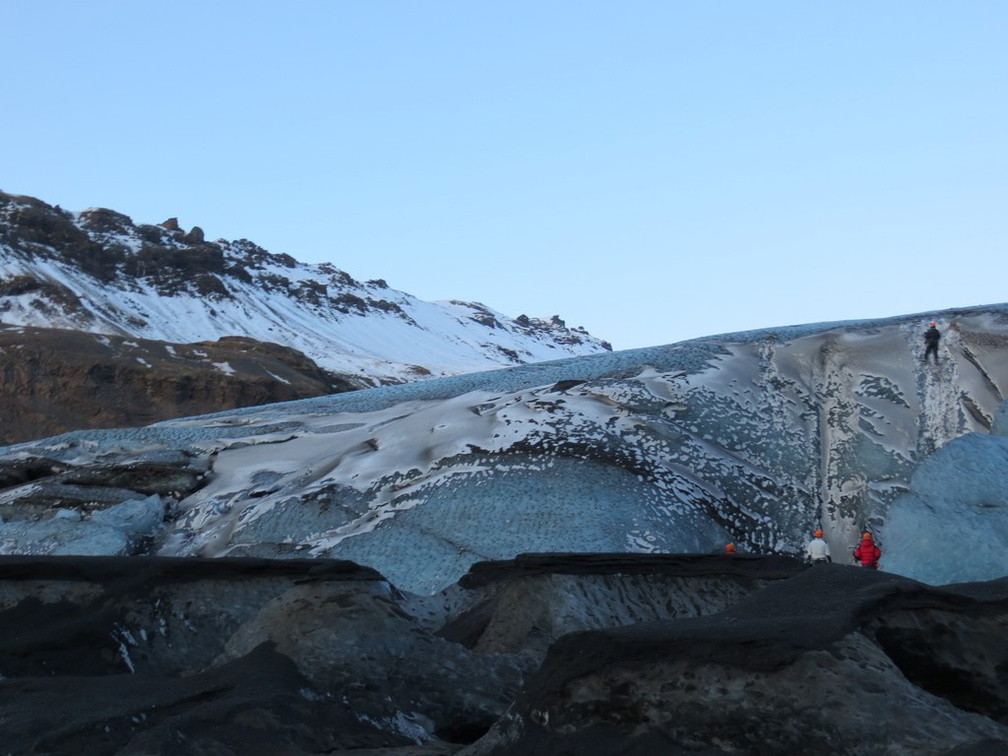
[0,191,610,385]
[2,305,1006,593]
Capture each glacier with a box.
[883,401,1008,585]
[1,305,1006,594]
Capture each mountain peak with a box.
[0,190,611,384]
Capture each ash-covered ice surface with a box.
[2,304,1006,594]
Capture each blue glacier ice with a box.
[882,420,1008,584]
[2,305,1007,593]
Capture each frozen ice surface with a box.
[0,495,163,557]
[91,494,163,536]
[1,339,729,463]
[2,305,1007,593]
[883,429,1008,585]
[994,402,1008,435]
[227,456,727,595]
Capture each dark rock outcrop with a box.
[0,555,523,755]
[0,325,365,445]
[182,225,204,244]
[0,554,1004,755]
[464,565,1008,756]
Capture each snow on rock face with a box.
[2,305,1007,593]
[0,191,611,385]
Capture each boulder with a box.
[182,225,205,244]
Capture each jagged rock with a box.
[215,579,526,742]
[461,565,1008,756]
[52,452,212,498]
[0,480,156,519]
[0,554,1004,755]
[0,190,612,390]
[0,456,70,488]
[0,557,417,754]
[79,207,134,236]
[0,450,213,555]
[440,553,802,662]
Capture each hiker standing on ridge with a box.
[853,532,881,569]
[923,322,941,363]
[806,529,831,564]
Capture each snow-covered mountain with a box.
[2,303,1006,593]
[0,191,611,385]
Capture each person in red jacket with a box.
[853,532,881,568]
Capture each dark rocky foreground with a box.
[0,553,1005,755]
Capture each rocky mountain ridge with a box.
[0,190,611,386]
[0,189,611,442]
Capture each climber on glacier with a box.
[853,532,881,569]
[806,528,831,564]
[923,322,941,364]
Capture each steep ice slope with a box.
[2,306,1006,593]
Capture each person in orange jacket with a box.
[853,532,881,569]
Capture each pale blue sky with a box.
[3,1,1006,350]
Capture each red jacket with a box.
[853,540,881,566]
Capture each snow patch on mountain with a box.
[0,192,610,384]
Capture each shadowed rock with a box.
[1,554,1005,754]
[462,566,1008,756]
